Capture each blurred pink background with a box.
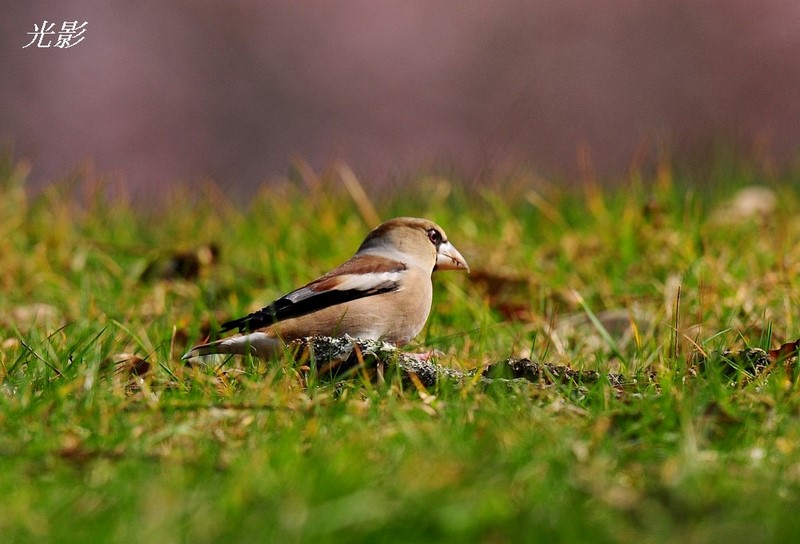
[2,1,800,197]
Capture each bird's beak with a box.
[436,241,470,273]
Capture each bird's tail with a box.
[181,339,230,360]
[181,332,279,360]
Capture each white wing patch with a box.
[327,271,404,292]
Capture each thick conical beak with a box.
[436,241,470,272]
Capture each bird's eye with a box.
[427,228,443,245]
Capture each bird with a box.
[182,217,469,360]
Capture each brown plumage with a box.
[183,217,469,360]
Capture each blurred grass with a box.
[3,152,800,542]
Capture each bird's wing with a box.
[220,254,407,333]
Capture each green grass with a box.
[3,153,800,543]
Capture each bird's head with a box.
[358,217,470,274]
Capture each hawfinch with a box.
[182,217,469,359]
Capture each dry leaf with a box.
[140,243,219,281]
